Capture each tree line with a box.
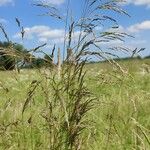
[0,41,54,70]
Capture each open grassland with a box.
[0,58,150,149]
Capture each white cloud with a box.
[13,25,85,45]
[34,0,65,5]
[13,22,149,51]
[127,0,150,7]
[129,39,147,45]
[99,23,148,48]
[0,0,14,6]
[107,21,150,33]
[107,25,125,33]
[0,18,7,24]
[127,20,150,33]
[13,25,65,43]
[39,37,48,42]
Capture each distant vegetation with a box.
[0,41,54,70]
[0,40,149,70]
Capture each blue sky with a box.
[0,0,150,58]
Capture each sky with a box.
[0,0,150,58]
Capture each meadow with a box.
[0,58,150,149]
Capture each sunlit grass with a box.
[0,58,150,149]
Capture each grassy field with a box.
[0,58,150,149]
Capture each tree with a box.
[0,41,28,70]
[44,53,54,67]
[31,57,45,68]
[29,54,54,68]
[0,41,15,70]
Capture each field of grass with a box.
[0,58,150,149]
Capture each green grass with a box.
[0,58,150,149]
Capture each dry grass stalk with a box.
[57,47,61,79]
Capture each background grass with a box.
[0,58,150,149]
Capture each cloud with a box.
[127,0,150,7]
[34,0,65,5]
[0,0,14,6]
[13,22,149,51]
[107,25,125,33]
[0,18,8,24]
[13,25,84,45]
[127,20,150,33]
[107,21,150,33]
[99,23,148,49]
[13,25,65,44]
